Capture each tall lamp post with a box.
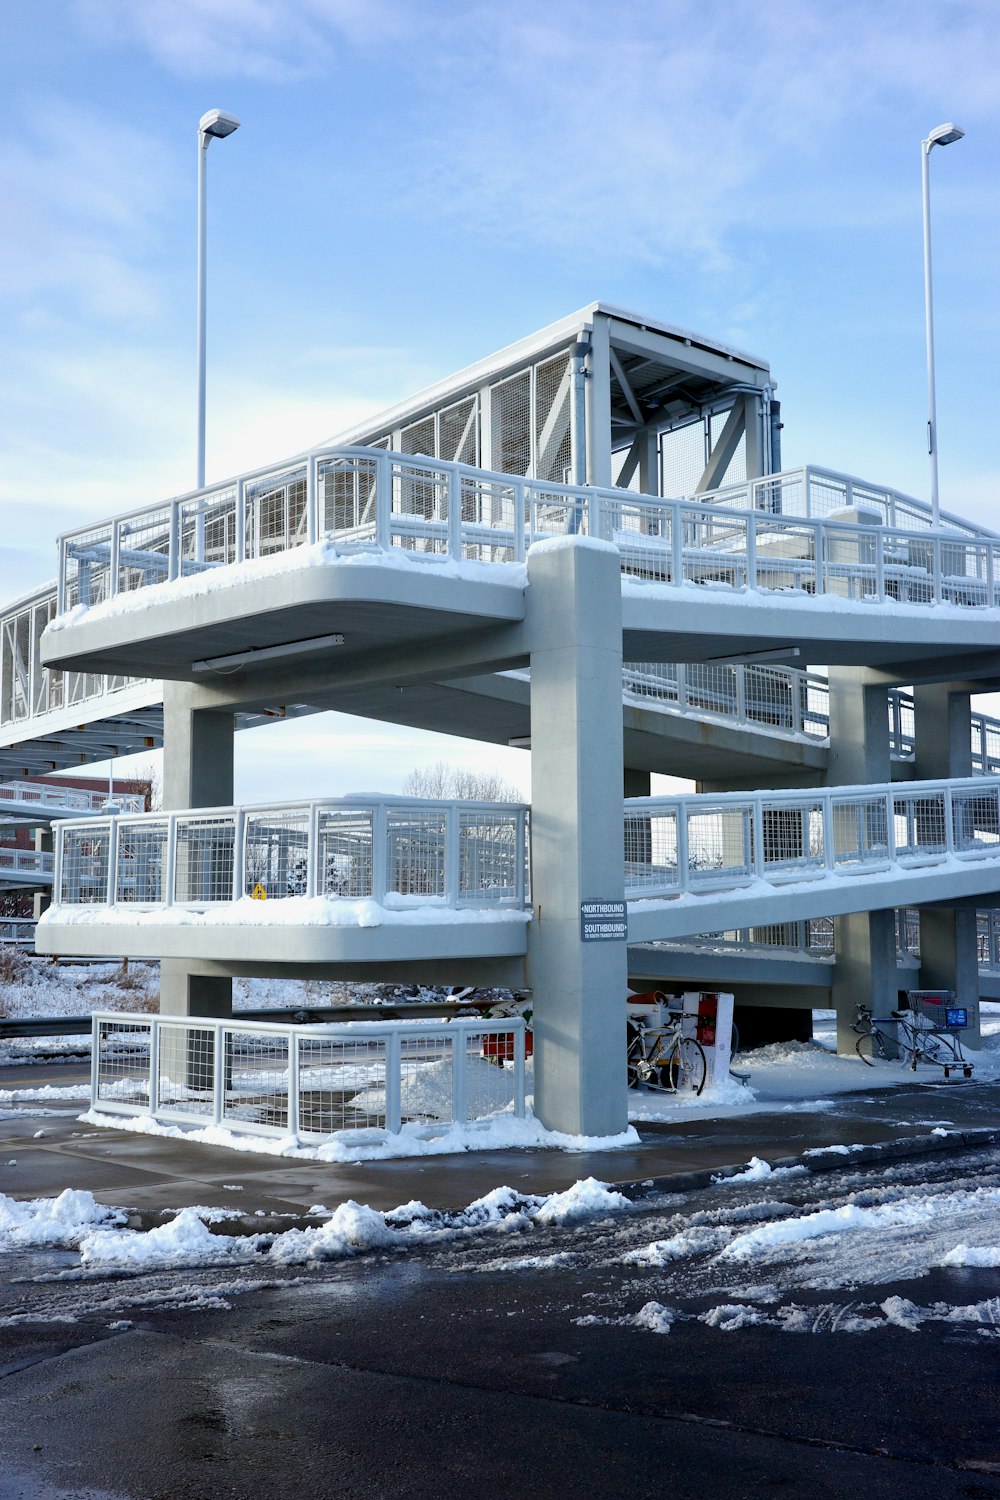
[197,109,241,490]
[921,121,964,530]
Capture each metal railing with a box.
[54,448,1000,616]
[53,796,529,911]
[0,917,37,946]
[91,1012,526,1142]
[0,780,145,815]
[623,776,1000,900]
[621,661,829,739]
[0,848,53,884]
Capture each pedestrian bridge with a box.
[37,775,1000,965]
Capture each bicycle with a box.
[627,1014,707,1096]
[852,1004,973,1079]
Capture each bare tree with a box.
[122,759,162,812]
[402,761,523,802]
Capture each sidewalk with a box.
[2,1060,997,1223]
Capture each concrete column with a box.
[828,668,895,1050]
[33,824,52,920]
[913,685,979,1044]
[525,537,627,1136]
[160,683,234,1022]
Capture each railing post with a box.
[822,793,835,871]
[514,480,527,563]
[376,452,392,550]
[165,813,177,906]
[447,466,462,558]
[233,808,245,901]
[385,1030,402,1134]
[52,825,63,906]
[676,803,690,892]
[306,455,318,546]
[735,665,747,727]
[746,514,757,591]
[944,784,955,854]
[886,791,897,862]
[287,1028,300,1141]
[671,502,684,584]
[933,536,943,604]
[106,817,118,905]
[168,501,179,582]
[445,804,460,906]
[587,487,600,538]
[109,520,121,600]
[802,465,812,519]
[235,478,246,564]
[90,1015,101,1111]
[875,529,885,600]
[307,802,320,899]
[515,810,528,908]
[57,538,66,616]
[751,796,765,876]
[676,663,687,712]
[149,1018,160,1116]
[213,1022,225,1126]
[452,1025,468,1124]
[372,803,387,903]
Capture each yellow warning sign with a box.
[251,883,268,900]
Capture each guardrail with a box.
[91,1012,526,1142]
[0,780,145,815]
[0,917,37,946]
[53,796,529,911]
[54,448,1000,616]
[0,849,53,884]
[623,776,1000,900]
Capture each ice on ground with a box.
[622,1226,731,1265]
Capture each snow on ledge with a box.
[39,895,533,930]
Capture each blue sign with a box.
[580,900,627,942]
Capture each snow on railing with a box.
[623,776,1000,900]
[54,448,1000,616]
[53,796,529,912]
[91,1012,526,1143]
[0,780,145,815]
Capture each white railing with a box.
[692,464,995,539]
[0,780,145,815]
[53,796,529,911]
[0,848,53,883]
[622,661,829,739]
[623,776,1000,900]
[54,448,1000,615]
[0,917,37,946]
[91,1012,526,1143]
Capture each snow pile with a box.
[41,895,531,930]
[938,1244,1000,1268]
[622,1226,730,1266]
[349,1056,516,1122]
[532,1177,632,1226]
[713,1156,807,1185]
[632,1301,676,1334]
[0,1189,120,1247]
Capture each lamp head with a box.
[926,122,965,148]
[199,109,241,141]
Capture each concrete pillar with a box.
[525,537,627,1136]
[913,685,980,1044]
[160,684,234,1022]
[33,824,52,920]
[828,668,895,1049]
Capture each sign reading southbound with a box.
[580,900,627,942]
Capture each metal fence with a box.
[622,661,829,739]
[0,780,145,815]
[0,917,37,946]
[623,776,1000,899]
[0,848,53,885]
[54,797,529,910]
[55,448,1000,615]
[91,1012,526,1142]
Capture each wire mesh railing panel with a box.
[387,808,446,898]
[893,790,948,860]
[684,663,738,717]
[389,460,449,554]
[624,808,679,894]
[96,1018,151,1107]
[977,911,1000,968]
[529,484,588,541]
[222,1029,289,1130]
[118,508,172,594]
[317,808,374,898]
[243,808,310,898]
[244,466,309,560]
[458,812,520,903]
[897,909,921,956]
[63,524,114,611]
[115,818,168,903]
[319,454,380,540]
[60,824,110,903]
[622,662,682,705]
[462,1030,520,1119]
[173,814,236,903]
[974,715,1000,774]
[830,795,891,869]
[177,491,236,577]
[602,496,675,580]
[157,1022,215,1117]
[297,1034,389,1134]
[459,475,520,562]
[399,1030,454,1123]
[758,802,823,878]
[952,786,1000,853]
[687,806,752,885]
[752,519,817,592]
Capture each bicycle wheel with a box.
[855,1031,881,1067]
[730,1022,740,1060]
[668,1037,707,1096]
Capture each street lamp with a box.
[921,121,964,530]
[196,109,241,490]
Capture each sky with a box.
[1,0,998,801]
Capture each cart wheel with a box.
[944,1067,951,1079]
[964,1067,973,1078]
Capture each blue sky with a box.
[1,0,998,799]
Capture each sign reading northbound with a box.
[580,899,627,942]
